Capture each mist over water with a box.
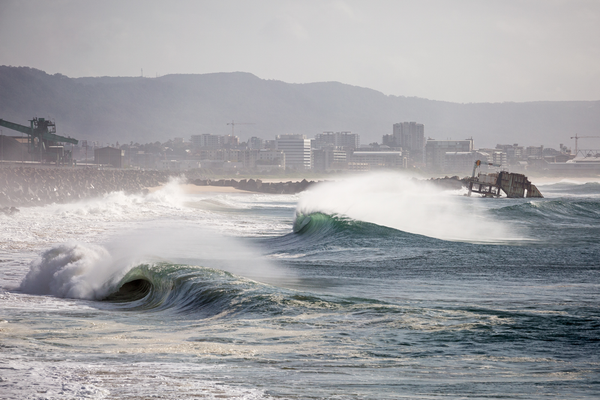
[297,172,519,242]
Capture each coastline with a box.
[147,184,252,194]
[529,176,600,185]
[3,164,599,209]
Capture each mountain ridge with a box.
[1,66,598,149]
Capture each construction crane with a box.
[570,134,600,156]
[0,117,78,163]
[226,120,254,136]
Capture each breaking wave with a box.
[19,222,288,301]
[295,172,520,243]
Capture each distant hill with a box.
[0,66,598,149]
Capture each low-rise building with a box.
[314,132,360,150]
[496,143,524,163]
[444,151,491,175]
[349,151,406,170]
[94,147,124,168]
[191,134,240,150]
[425,139,473,173]
[313,147,347,171]
[156,160,201,171]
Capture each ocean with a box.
[1,172,598,399]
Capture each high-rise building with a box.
[391,122,425,163]
[276,134,312,170]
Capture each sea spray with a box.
[297,172,521,243]
[39,175,189,222]
[19,241,118,299]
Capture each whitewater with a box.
[1,173,598,399]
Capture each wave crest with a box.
[297,172,520,243]
[19,242,120,299]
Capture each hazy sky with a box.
[1,0,598,103]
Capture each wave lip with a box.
[292,212,352,236]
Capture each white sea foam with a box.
[297,171,521,243]
[0,360,268,399]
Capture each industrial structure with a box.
[570,134,600,157]
[0,117,78,164]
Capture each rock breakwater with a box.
[0,166,320,207]
[0,166,173,207]
[191,178,318,194]
[426,176,468,190]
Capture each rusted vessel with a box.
[467,160,543,198]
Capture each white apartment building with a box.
[276,134,312,170]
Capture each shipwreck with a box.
[467,160,543,198]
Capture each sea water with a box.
[1,173,598,399]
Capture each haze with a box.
[1,0,598,104]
